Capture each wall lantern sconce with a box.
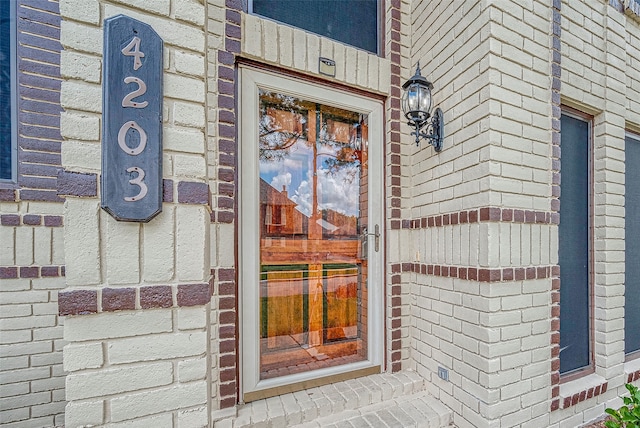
[401,63,444,151]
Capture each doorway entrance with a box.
[240,67,384,399]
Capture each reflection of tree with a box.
[318,116,364,184]
[259,112,304,162]
[259,92,307,162]
[320,152,359,184]
[259,91,365,177]
[259,91,367,222]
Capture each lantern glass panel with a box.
[402,82,431,124]
[418,84,431,115]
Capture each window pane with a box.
[625,135,640,354]
[258,90,369,379]
[0,0,13,180]
[559,114,590,374]
[252,0,378,53]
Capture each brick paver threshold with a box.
[213,371,454,427]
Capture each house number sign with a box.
[101,15,163,222]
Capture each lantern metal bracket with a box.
[409,107,443,151]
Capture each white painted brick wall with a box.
[105,217,141,285]
[63,308,210,425]
[60,50,102,83]
[175,205,209,282]
[241,13,391,95]
[174,0,206,26]
[407,0,559,427]
[66,361,175,400]
[57,0,214,424]
[14,227,33,266]
[142,207,176,283]
[173,155,208,179]
[48,0,640,427]
[63,342,104,372]
[1,5,70,410]
[60,20,103,55]
[64,400,104,428]
[108,332,207,364]
[412,2,638,426]
[550,0,640,426]
[0,249,67,427]
[60,112,100,141]
[60,80,102,113]
[64,198,101,286]
[110,381,207,422]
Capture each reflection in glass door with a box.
[257,90,369,380]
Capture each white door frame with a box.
[238,65,385,400]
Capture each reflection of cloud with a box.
[261,139,360,217]
[317,145,334,156]
[259,161,282,174]
[260,139,311,204]
[291,179,312,216]
[317,167,359,216]
[259,140,312,174]
[290,167,359,217]
[270,172,291,192]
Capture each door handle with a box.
[362,224,380,253]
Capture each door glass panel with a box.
[258,90,368,380]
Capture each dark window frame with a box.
[248,0,383,56]
[0,0,17,183]
[559,107,595,382]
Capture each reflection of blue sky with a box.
[259,139,360,217]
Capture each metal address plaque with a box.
[101,15,163,222]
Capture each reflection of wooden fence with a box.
[323,265,359,342]
[260,266,308,347]
[260,263,361,352]
[261,238,359,265]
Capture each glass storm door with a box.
[240,68,383,399]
